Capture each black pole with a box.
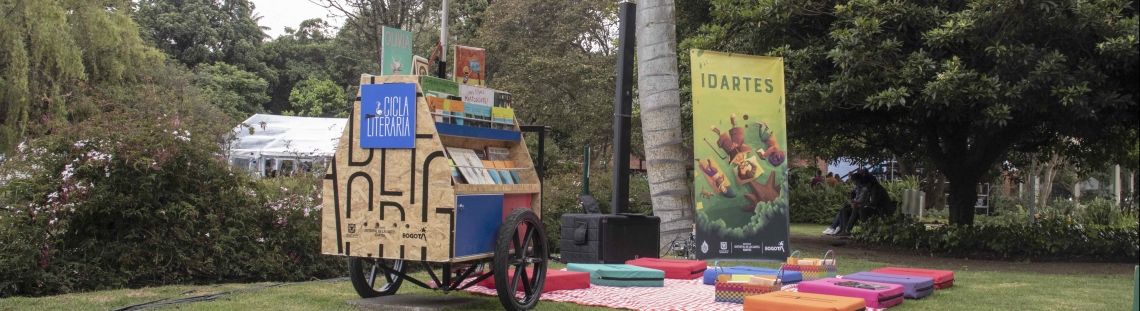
[520,125,550,209]
[611,2,635,215]
[438,60,447,79]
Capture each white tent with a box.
[228,114,347,177]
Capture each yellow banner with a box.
[690,49,789,261]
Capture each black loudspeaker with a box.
[560,213,660,264]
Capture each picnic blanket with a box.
[460,268,887,311]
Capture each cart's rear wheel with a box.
[493,208,547,311]
[348,257,405,298]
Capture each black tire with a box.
[493,208,548,311]
[348,257,406,298]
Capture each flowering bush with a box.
[0,110,340,297]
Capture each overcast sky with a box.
[250,0,344,38]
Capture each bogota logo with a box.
[347,224,357,234]
[764,241,785,252]
[402,228,427,241]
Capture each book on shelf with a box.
[486,146,510,161]
[447,159,465,184]
[465,102,492,129]
[460,85,494,128]
[493,92,514,130]
[481,160,503,184]
[454,45,486,86]
[426,96,448,123]
[413,55,430,76]
[493,161,515,184]
[505,160,522,183]
[381,27,413,76]
[421,76,459,97]
[446,99,464,125]
[446,147,489,184]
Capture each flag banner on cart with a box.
[690,49,790,261]
[360,83,416,148]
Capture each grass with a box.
[2,225,1136,311]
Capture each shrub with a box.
[0,109,340,297]
[853,215,1139,261]
[787,175,916,224]
[1082,198,1121,227]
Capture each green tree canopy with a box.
[287,78,346,118]
[0,0,163,150]
[134,0,269,76]
[685,0,1139,224]
[260,19,374,113]
[192,62,269,120]
[474,0,621,157]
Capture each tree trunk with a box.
[635,0,694,249]
[922,170,947,211]
[1035,153,1061,207]
[945,177,978,225]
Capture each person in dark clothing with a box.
[823,172,864,235]
[836,173,892,236]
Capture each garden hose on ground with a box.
[110,277,349,311]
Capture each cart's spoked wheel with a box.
[493,208,548,311]
[348,257,405,298]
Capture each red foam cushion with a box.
[475,268,591,293]
[626,258,707,279]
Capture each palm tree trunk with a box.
[636,0,694,249]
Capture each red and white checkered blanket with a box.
[461,270,886,311]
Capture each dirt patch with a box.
[791,234,1136,275]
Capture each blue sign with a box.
[359,83,417,148]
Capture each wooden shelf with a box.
[435,122,521,141]
[454,183,540,195]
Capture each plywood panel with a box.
[321,74,543,262]
[322,75,456,262]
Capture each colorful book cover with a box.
[426,97,448,123]
[413,55,430,76]
[421,76,459,98]
[505,160,521,183]
[446,147,486,184]
[446,98,465,125]
[493,92,512,129]
[447,159,465,184]
[454,45,486,86]
[493,161,515,184]
[381,27,413,76]
[481,160,502,184]
[466,103,492,128]
[460,85,494,127]
[486,146,510,161]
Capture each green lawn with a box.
[2,225,1136,311]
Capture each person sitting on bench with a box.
[836,173,891,237]
[823,172,864,235]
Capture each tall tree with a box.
[287,78,347,117]
[636,0,694,247]
[134,0,269,76]
[309,0,431,66]
[474,0,619,152]
[686,0,1138,225]
[0,0,162,150]
[192,63,269,120]
[260,19,374,113]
